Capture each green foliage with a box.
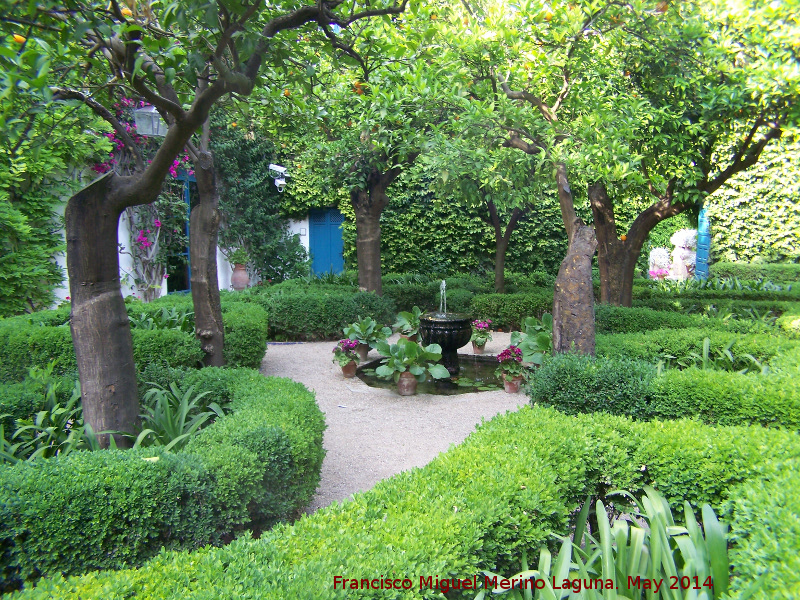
[374,338,450,383]
[138,383,223,452]
[710,262,800,283]
[510,314,553,366]
[258,286,395,341]
[707,136,800,264]
[528,352,800,430]
[596,305,705,334]
[221,302,269,369]
[382,282,439,313]
[12,407,800,599]
[481,487,733,600]
[392,306,423,337]
[209,114,310,283]
[0,370,325,589]
[128,306,194,333]
[529,354,656,418]
[343,316,392,347]
[470,290,554,330]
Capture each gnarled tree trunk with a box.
[551,164,597,355]
[191,150,225,367]
[66,173,139,447]
[589,182,641,307]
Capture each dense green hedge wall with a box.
[595,327,798,365]
[527,352,800,429]
[13,407,800,599]
[709,261,800,282]
[632,283,800,303]
[469,289,554,329]
[220,302,269,368]
[631,296,797,317]
[0,369,325,590]
[706,136,800,264]
[0,321,203,382]
[594,305,781,335]
[241,286,395,341]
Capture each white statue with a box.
[668,229,697,280]
[649,248,671,280]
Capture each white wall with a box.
[288,217,310,252]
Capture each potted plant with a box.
[343,316,392,361]
[469,319,493,354]
[374,338,451,396]
[510,313,553,366]
[332,339,360,378]
[227,248,250,291]
[393,306,423,342]
[495,345,526,393]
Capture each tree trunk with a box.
[351,187,385,295]
[66,173,138,447]
[551,164,597,355]
[488,201,525,294]
[191,151,225,367]
[552,223,597,355]
[589,182,641,307]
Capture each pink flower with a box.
[154,219,162,228]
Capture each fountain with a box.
[419,280,472,376]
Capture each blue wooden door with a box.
[309,208,345,275]
[696,207,711,279]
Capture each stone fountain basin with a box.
[419,312,472,351]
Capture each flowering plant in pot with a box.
[393,306,423,341]
[344,316,392,361]
[495,345,526,393]
[469,319,493,353]
[374,338,450,396]
[332,339,360,377]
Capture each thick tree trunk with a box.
[191,151,225,367]
[589,182,641,307]
[351,187,386,295]
[553,223,597,355]
[488,202,525,294]
[66,174,138,447]
[551,164,597,355]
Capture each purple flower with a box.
[154,219,162,228]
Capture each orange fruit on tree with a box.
[620,234,627,241]
[283,89,290,97]
[12,34,26,43]
[121,7,132,16]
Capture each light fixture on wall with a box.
[133,105,168,137]
[268,163,290,192]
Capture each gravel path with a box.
[260,333,525,513]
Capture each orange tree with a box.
[0,0,408,444]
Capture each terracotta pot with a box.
[400,333,420,343]
[472,341,485,355]
[356,343,370,362]
[231,264,249,291]
[396,371,418,396]
[341,360,357,378]
[502,373,524,394]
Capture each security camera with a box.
[275,177,286,192]
[268,163,287,178]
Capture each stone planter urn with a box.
[231,264,249,291]
[396,371,418,396]
[341,361,357,379]
[502,374,524,394]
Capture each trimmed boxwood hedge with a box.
[527,352,800,430]
[595,304,782,335]
[469,289,554,330]
[11,407,800,599]
[709,261,800,283]
[0,369,325,590]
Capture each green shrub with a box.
[469,290,553,330]
[596,327,797,365]
[221,302,268,368]
[13,408,800,599]
[0,370,325,589]
[504,271,556,291]
[777,309,800,337]
[130,329,204,370]
[528,353,656,417]
[266,289,394,340]
[445,289,474,313]
[0,382,45,433]
[382,282,438,313]
[595,305,704,333]
[0,322,75,381]
[710,262,800,283]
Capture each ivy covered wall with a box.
[706,135,800,264]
